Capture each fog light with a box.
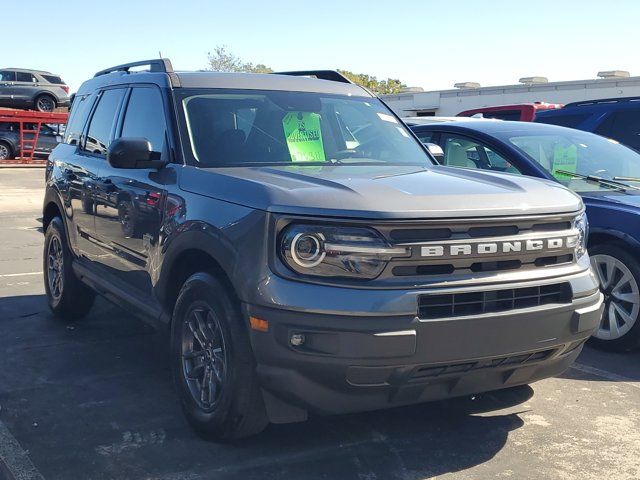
[290,333,306,346]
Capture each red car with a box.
[457,102,563,122]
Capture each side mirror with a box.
[425,142,445,164]
[107,138,164,169]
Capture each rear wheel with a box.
[43,217,95,320]
[589,244,640,351]
[0,141,12,160]
[171,272,268,441]
[35,94,56,112]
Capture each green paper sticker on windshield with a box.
[551,144,578,180]
[283,112,326,162]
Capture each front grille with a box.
[371,213,580,282]
[418,282,572,319]
[408,348,556,383]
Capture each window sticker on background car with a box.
[282,112,325,162]
[551,144,578,180]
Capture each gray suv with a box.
[0,68,70,112]
[43,59,603,441]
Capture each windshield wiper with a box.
[613,176,640,183]
[555,169,640,192]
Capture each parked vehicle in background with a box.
[43,59,601,440]
[0,122,61,160]
[458,102,563,122]
[410,120,640,351]
[535,97,640,151]
[0,68,70,112]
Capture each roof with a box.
[77,69,372,97]
[409,118,581,136]
[3,68,54,75]
[404,116,498,125]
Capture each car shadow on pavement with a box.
[0,294,530,480]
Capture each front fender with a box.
[154,197,269,307]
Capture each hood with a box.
[582,191,640,210]
[180,164,583,219]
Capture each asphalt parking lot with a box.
[0,168,639,480]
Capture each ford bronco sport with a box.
[43,59,603,440]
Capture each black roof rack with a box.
[273,70,352,84]
[565,96,640,108]
[94,58,174,77]
[93,58,180,87]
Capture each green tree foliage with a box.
[206,46,274,74]
[205,46,406,94]
[337,70,406,95]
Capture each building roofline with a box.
[382,75,640,100]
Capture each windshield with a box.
[497,128,640,192]
[177,89,432,167]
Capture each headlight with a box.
[571,212,589,259]
[279,224,410,279]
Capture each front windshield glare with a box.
[505,130,640,192]
[179,89,431,167]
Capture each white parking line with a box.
[0,272,42,278]
[0,419,45,480]
[570,362,640,389]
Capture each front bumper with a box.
[245,268,603,421]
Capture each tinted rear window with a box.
[482,110,521,121]
[535,113,590,128]
[42,75,64,84]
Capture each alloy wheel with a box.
[47,236,64,301]
[37,96,55,112]
[181,305,227,411]
[0,144,9,160]
[591,254,640,340]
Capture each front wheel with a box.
[589,244,640,351]
[0,141,13,160]
[171,272,268,441]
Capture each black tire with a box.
[117,200,140,238]
[35,94,56,113]
[43,217,95,320]
[81,191,94,214]
[0,141,13,161]
[171,272,268,441]
[588,243,640,352]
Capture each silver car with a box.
[0,68,70,112]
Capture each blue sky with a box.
[5,0,640,92]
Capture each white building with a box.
[381,71,640,117]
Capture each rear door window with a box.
[15,72,37,83]
[82,89,126,155]
[65,94,96,145]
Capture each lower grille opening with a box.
[418,282,572,319]
[534,254,574,267]
[470,260,521,272]
[410,348,556,382]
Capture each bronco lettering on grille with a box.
[421,236,577,258]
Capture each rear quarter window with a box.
[42,75,64,85]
